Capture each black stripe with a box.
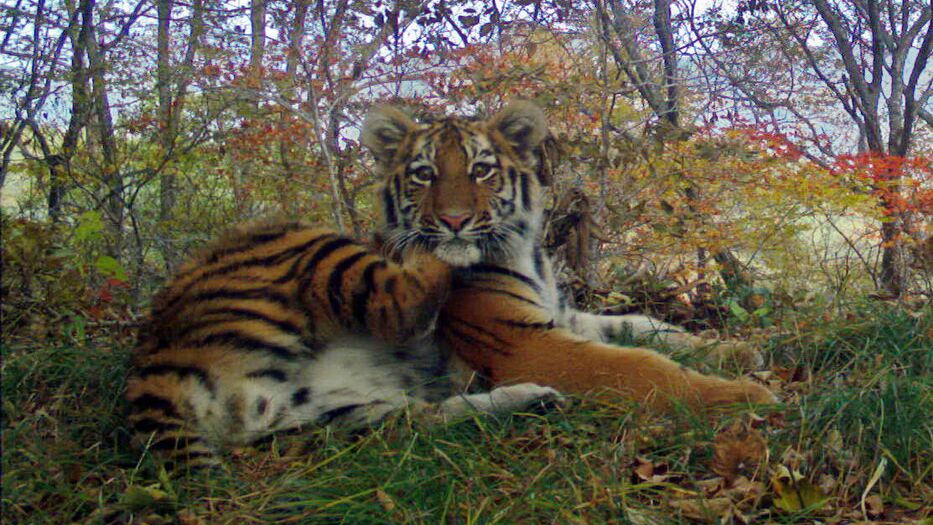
[168,288,292,314]
[534,161,549,186]
[273,233,340,283]
[165,234,330,309]
[443,325,512,356]
[327,251,369,320]
[205,225,303,263]
[519,172,531,211]
[246,368,288,382]
[532,246,545,279]
[291,387,311,406]
[447,316,510,346]
[319,404,363,423]
[175,307,303,340]
[295,237,358,299]
[507,167,518,212]
[133,417,182,433]
[495,318,555,330]
[137,365,215,393]
[129,394,180,418]
[150,435,204,451]
[467,264,542,292]
[198,331,297,360]
[381,185,397,226]
[352,261,385,326]
[457,285,543,307]
[515,220,528,237]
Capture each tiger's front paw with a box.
[704,340,765,370]
[489,383,566,413]
[700,378,778,408]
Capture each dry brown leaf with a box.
[177,509,207,525]
[632,457,673,483]
[695,477,726,496]
[668,497,733,522]
[863,494,884,517]
[711,423,768,483]
[375,489,396,512]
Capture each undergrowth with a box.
[2,303,930,524]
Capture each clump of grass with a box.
[2,302,931,523]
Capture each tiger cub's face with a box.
[362,102,553,266]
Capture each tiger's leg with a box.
[563,311,764,369]
[434,384,563,420]
[443,289,775,410]
[319,384,564,427]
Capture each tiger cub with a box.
[126,222,559,467]
[363,101,775,411]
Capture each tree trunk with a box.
[82,0,123,257]
[157,0,177,270]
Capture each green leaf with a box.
[95,255,127,281]
[727,300,749,322]
[771,466,830,512]
[121,485,172,510]
[75,211,104,242]
[752,307,772,317]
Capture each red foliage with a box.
[832,153,933,216]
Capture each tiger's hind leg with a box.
[564,312,764,370]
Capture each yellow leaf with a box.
[121,485,173,510]
[770,466,829,512]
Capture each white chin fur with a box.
[434,241,481,267]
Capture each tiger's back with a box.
[127,221,452,466]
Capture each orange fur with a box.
[440,264,775,410]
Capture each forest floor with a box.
[2,302,931,524]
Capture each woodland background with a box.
[1,0,931,523]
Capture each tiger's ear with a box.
[489,101,549,153]
[361,105,416,164]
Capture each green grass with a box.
[2,303,931,524]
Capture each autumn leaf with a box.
[668,497,733,522]
[770,465,830,512]
[632,457,674,483]
[711,423,768,483]
[121,485,173,510]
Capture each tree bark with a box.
[82,0,123,257]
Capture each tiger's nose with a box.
[437,212,472,232]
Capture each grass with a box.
[2,302,931,524]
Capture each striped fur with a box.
[364,101,774,411]
[127,222,559,467]
[129,101,772,468]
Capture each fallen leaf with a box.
[711,423,768,483]
[632,457,672,483]
[121,485,173,510]
[770,465,830,512]
[725,475,766,502]
[863,494,883,517]
[375,489,396,512]
[695,477,726,496]
[177,509,207,525]
[668,497,733,522]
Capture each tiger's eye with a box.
[472,163,495,182]
[408,166,435,185]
